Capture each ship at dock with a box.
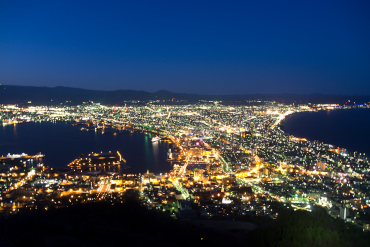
[0,152,45,167]
[1,152,45,160]
[152,136,161,142]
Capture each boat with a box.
[152,136,161,142]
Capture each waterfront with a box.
[0,121,170,174]
[1,103,370,234]
[284,108,370,155]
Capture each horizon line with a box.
[2,84,370,97]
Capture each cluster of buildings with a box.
[1,101,370,231]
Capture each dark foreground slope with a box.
[249,207,370,247]
[0,200,369,247]
[0,200,241,247]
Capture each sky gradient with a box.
[0,0,369,95]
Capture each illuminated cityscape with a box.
[1,0,370,245]
[1,101,370,233]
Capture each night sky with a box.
[1,0,369,95]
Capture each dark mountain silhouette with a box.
[1,85,369,105]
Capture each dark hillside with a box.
[0,199,368,247]
[249,207,370,247]
[0,200,241,247]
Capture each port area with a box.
[64,151,130,175]
[0,150,136,214]
[67,151,126,169]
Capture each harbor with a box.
[1,121,170,173]
[67,151,127,169]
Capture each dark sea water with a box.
[0,122,170,173]
[284,108,370,155]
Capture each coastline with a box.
[0,121,171,173]
[1,102,370,235]
[281,108,370,156]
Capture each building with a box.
[317,161,326,171]
[340,205,347,220]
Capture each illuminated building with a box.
[317,161,326,171]
[340,205,347,220]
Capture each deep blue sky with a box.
[0,0,369,95]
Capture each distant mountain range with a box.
[0,85,369,105]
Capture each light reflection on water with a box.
[0,122,170,174]
[284,108,370,155]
